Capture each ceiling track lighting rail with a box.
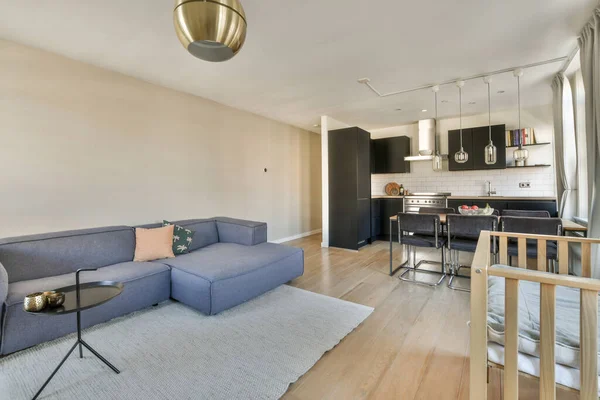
[357,56,568,98]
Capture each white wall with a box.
[371,105,557,197]
[0,40,322,240]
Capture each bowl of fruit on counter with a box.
[458,204,495,216]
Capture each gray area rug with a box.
[0,285,373,400]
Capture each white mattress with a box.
[487,274,600,371]
[488,342,600,394]
[486,272,600,394]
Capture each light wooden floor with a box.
[280,234,580,400]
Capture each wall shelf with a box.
[506,142,551,148]
[506,164,551,169]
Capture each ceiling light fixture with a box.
[421,109,427,112]
[483,76,497,165]
[512,69,529,166]
[454,81,468,164]
[173,0,247,62]
[432,86,443,172]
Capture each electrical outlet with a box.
[519,182,531,188]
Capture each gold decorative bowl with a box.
[43,291,65,308]
[24,292,47,312]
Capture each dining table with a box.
[387,214,588,276]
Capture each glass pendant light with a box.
[483,76,497,165]
[432,85,443,171]
[512,68,529,167]
[454,80,468,164]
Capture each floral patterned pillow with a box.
[163,220,195,255]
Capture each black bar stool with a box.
[397,212,447,287]
[446,215,498,292]
[501,210,551,218]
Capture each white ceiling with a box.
[0,0,596,132]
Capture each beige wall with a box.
[0,40,321,240]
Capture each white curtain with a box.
[552,74,578,219]
[579,7,600,278]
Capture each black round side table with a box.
[25,268,124,400]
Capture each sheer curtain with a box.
[579,7,600,278]
[552,74,577,219]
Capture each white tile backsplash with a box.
[372,160,556,197]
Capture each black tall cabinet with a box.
[329,127,371,250]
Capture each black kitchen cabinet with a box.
[371,140,387,174]
[449,125,507,171]
[448,128,474,171]
[328,127,371,250]
[471,199,507,212]
[472,125,507,170]
[448,199,468,212]
[371,136,411,174]
[371,199,381,239]
[380,198,404,238]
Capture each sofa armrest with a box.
[215,217,267,246]
[0,261,7,305]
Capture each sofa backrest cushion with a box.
[0,226,135,283]
[171,219,219,251]
[136,219,219,252]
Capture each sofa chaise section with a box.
[167,218,303,315]
[0,226,171,355]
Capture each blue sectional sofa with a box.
[0,217,304,355]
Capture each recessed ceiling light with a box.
[469,102,476,105]
[497,90,505,94]
[421,109,427,112]
[313,124,321,128]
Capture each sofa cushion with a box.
[6,261,170,307]
[215,217,267,246]
[0,226,135,283]
[169,242,303,315]
[163,220,195,254]
[0,261,7,304]
[163,242,301,282]
[134,226,176,262]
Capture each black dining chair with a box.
[418,207,456,215]
[446,215,498,292]
[500,216,562,270]
[397,212,446,287]
[501,209,551,218]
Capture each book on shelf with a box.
[505,128,537,146]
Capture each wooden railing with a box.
[470,231,600,400]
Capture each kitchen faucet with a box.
[486,181,496,196]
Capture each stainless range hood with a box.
[404,119,448,161]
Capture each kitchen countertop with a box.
[372,195,556,201]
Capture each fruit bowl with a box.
[458,207,494,216]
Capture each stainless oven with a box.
[403,193,451,214]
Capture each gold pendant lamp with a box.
[173,0,247,62]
